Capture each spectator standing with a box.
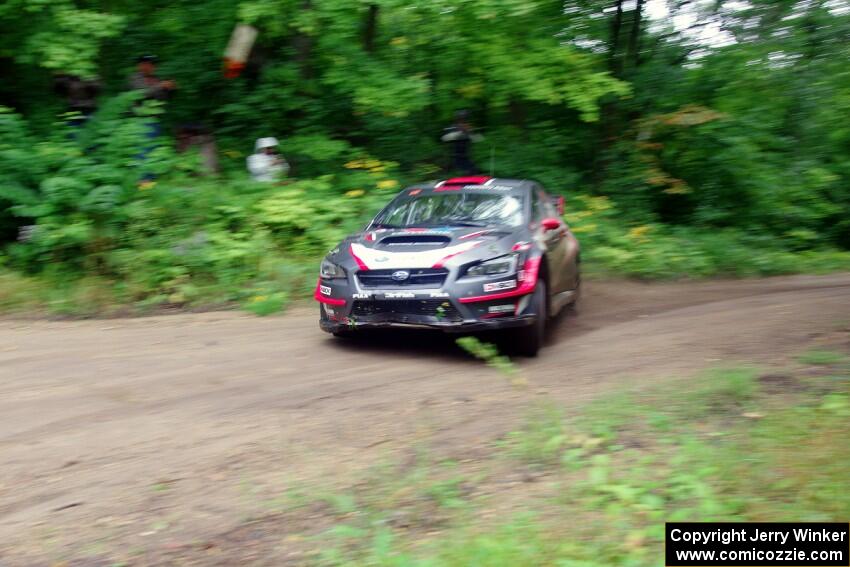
[128,55,176,103]
[53,74,101,126]
[247,137,290,182]
[128,55,176,183]
[441,109,483,175]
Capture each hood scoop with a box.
[377,234,451,250]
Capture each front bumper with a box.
[317,284,537,334]
[320,309,536,333]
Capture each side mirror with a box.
[551,195,565,216]
[541,218,561,231]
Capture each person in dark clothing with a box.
[128,55,176,183]
[128,55,176,102]
[441,109,483,175]
[53,74,101,126]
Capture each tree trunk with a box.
[609,0,625,76]
[363,4,379,53]
[293,0,314,79]
[626,0,645,71]
[508,98,526,131]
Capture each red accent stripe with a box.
[349,244,368,270]
[432,241,481,269]
[459,230,489,240]
[313,279,346,306]
[458,256,541,304]
[459,287,529,303]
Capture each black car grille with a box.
[351,299,462,322]
[356,268,449,288]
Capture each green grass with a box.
[312,359,849,566]
[798,349,848,366]
[501,402,567,466]
[682,367,758,417]
[0,270,49,313]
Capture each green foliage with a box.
[456,336,517,376]
[0,102,405,314]
[1,0,849,313]
[0,1,124,78]
[242,290,289,316]
[567,195,850,279]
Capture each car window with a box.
[540,191,559,219]
[375,192,525,228]
[530,188,542,222]
[533,188,552,221]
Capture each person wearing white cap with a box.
[247,137,290,182]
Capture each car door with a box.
[532,185,569,294]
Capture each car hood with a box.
[332,226,522,271]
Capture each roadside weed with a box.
[798,349,847,366]
[455,336,517,376]
[503,402,567,466]
[681,368,757,417]
[242,291,289,316]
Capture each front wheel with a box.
[512,279,547,357]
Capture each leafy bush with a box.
[0,103,403,313]
[566,195,850,279]
[2,0,849,316]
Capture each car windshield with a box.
[373,192,524,228]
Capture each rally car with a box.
[315,176,581,356]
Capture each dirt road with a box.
[2,274,850,564]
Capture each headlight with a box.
[320,258,346,279]
[465,254,518,277]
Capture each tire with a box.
[568,268,581,309]
[513,279,547,357]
